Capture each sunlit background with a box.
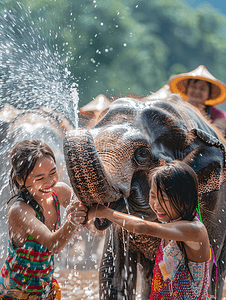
[1,0,226,111]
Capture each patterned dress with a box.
[150,239,210,299]
[0,192,61,299]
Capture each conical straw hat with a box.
[169,65,226,105]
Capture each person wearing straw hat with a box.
[169,65,226,135]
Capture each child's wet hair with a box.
[149,160,199,278]
[149,160,198,221]
[9,139,56,223]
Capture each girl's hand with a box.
[88,203,107,220]
[67,200,88,225]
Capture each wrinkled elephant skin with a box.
[64,95,226,300]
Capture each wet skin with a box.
[23,156,59,203]
[8,156,87,253]
[87,180,210,263]
[149,179,179,222]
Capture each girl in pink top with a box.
[87,161,211,299]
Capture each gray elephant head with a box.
[64,95,226,299]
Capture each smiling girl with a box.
[0,139,87,299]
[87,161,211,299]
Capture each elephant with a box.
[64,94,226,300]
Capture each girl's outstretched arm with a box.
[88,205,199,241]
[87,204,210,262]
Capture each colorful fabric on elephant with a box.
[0,192,60,298]
[150,239,210,299]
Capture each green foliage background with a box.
[1,0,226,110]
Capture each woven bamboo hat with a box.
[169,65,226,105]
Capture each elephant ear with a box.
[183,128,225,194]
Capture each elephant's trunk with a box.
[63,129,120,206]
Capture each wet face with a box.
[149,178,180,223]
[20,156,59,202]
[186,79,210,107]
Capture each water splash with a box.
[0,3,82,277]
[0,4,106,299]
[121,197,131,299]
[0,5,79,126]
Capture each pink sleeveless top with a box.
[150,239,210,299]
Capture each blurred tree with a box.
[1,0,226,110]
